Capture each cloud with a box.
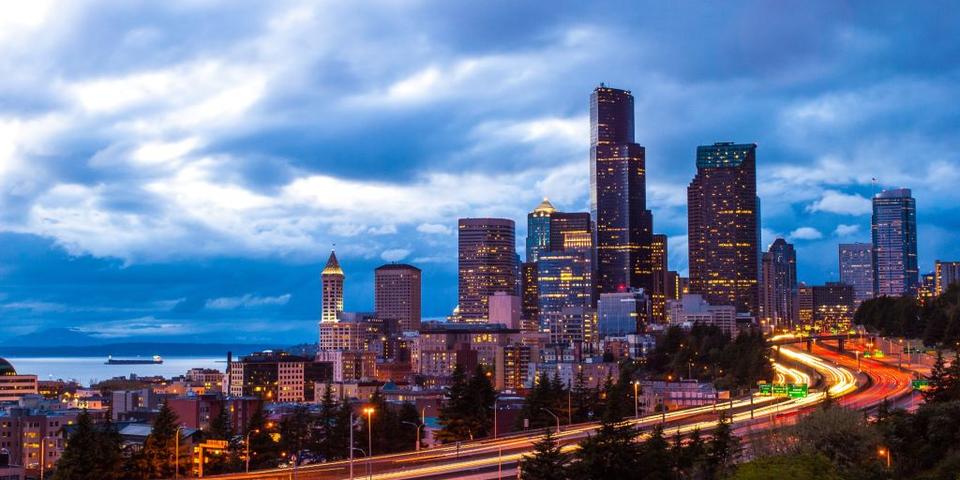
[834,224,861,237]
[380,248,411,262]
[806,190,872,215]
[417,223,453,235]
[789,227,823,241]
[205,293,292,310]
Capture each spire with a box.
[532,197,556,214]
[322,250,344,276]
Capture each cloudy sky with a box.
[1,1,958,343]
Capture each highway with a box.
[202,341,905,480]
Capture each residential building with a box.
[0,407,81,477]
[590,85,654,295]
[374,263,422,332]
[458,218,517,322]
[166,395,260,433]
[839,243,875,306]
[112,389,157,421]
[872,188,918,297]
[316,350,376,383]
[488,292,522,329]
[411,322,522,387]
[687,142,760,316]
[228,351,333,402]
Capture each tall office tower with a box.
[321,250,344,323]
[526,199,555,262]
[650,233,669,323]
[797,283,814,327]
[811,282,856,332]
[935,261,960,295]
[687,142,760,316]
[458,218,518,322]
[760,238,797,329]
[520,262,539,331]
[872,188,918,297]
[374,263,422,332]
[589,85,654,295]
[549,212,592,252]
[538,231,594,344]
[839,243,875,307]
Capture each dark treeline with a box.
[52,384,423,479]
[646,326,771,392]
[855,283,960,346]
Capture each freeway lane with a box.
[203,344,861,480]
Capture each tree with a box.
[245,403,280,470]
[315,384,341,460]
[706,414,741,479]
[325,399,357,461]
[519,372,558,430]
[520,430,569,480]
[923,349,955,403]
[204,402,237,475]
[791,407,879,476]
[278,404,313,464]
[465,365,497,438]
[572,416,642,479]
[53,410,123,480]
[729,453,841,480]
[437,364,496,442]
[639,424,671,480]
[129,401,182,479]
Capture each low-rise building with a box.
[0,359,37,403]
[666,294,738,337]
[228,351,333,402]
[640,380,719,411]
[166,394,261,433]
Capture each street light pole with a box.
[542,408,560,434]
[174,425,185,479]
[633,381,639,419]
[401,421,423,452]
[493,397,499,439]
[348,413,354,480]
[364,407,374,480]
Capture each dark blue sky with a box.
[1,1,958,343]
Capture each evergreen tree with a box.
[923,349,953,403]
[570,367,596,423]
[518,372,555,430]
[436,364,472,442]
[130,401,181,479]
[204,403,236,475]
[53,410,123,480]
[572,416,642,479]
[325,399,357,461]
[397,402,424,452]
[315,384,340,460]
[639,424,671,480]
[520,430,569,480]
[246,403,280,470]
[278,404,313,464]
[466,365,497,438]
[706,414,741,479]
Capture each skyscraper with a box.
[839,243,875,306]
[520,262,539,331]
[374,263,422,332]
[526,199,555,263]
[687,142,760,316]
[590,85,654,295]
[321,250,344,323]
[458,218,518,322]
[760,238,797,329]
[872,188,918,297]
[597,289,650,337]
[650,233,672,323]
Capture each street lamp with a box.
[244,429,259,474]
[541,408,560,434]
[363,407,375,480]
[174,425,186,479]
[400,421,423,452]
[877,447,891,469]
[632,381,640,419]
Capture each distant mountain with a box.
[0,341,276,357]
[0,327,106,347]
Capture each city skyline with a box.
[2,1,960,343]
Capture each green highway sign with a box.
[787,383,809,398]
[759,382,808,397]
[912,379,930,391]
[759,383,772,395]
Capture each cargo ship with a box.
[105,355,163,365]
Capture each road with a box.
[202,342,922,480]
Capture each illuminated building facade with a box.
[872,188,918,297]
[935,260,960,295]
[597,289,650,337]
[839,243,875,307]
[760,238,797,329]
[537,231,594,344]
[520,262,539,331]
[589,85,654,295]
[320,250,344,323]
[374,263,422,332]
[458,218,518,322]
[0,358,38,402]
[810,282,855,332]
[526,199,555,262]
[650,233,676,323]
[797,283,814,327]
[687,142,760,316]
[228,351,332,402]
[411,323,522,385]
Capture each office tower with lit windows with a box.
[589,85,654,295]
[935,260,960,295]
[687,142,760,316]
[839,243,875,307]
[650,233,675,323]
[458,218,518,322]
[597,289,650,337]
[872,188,918,297]
[321,250,344,323]
[526,199,555,262]
[537,231,594,345]
[374,263,422,332]
[760,238,797,329]
[520,262,539,331]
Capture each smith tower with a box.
[687,142,760,316]
[589,85,654,295]
[321,250,344,323]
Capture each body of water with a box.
[5,356,224,386]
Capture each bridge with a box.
[767,332,869,353]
